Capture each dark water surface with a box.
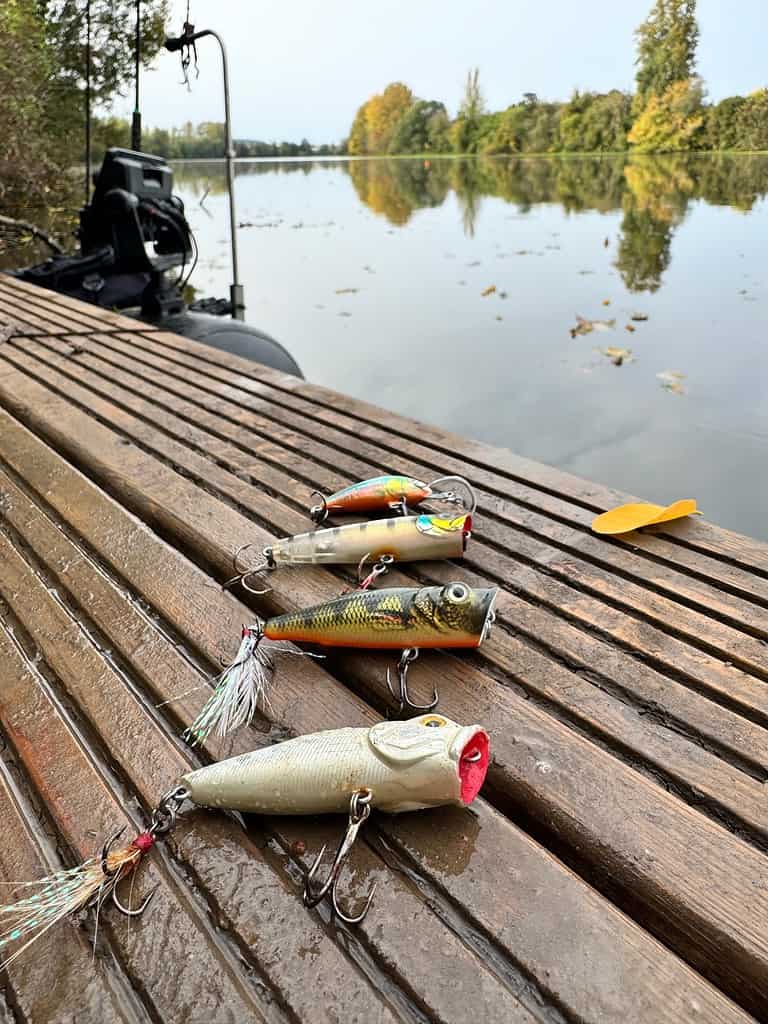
[175,155,767,539]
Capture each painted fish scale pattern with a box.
[264,588,423,648]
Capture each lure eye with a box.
[421,715,447,728]
[446,583,470,604]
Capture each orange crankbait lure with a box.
[309,474,477,522]
[188,582,498,742]
[229,513,472,593]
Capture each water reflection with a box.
[174,153,768,295]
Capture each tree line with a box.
[89,118,345,160]
[347,1,767,156]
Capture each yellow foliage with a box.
[628,79,704,152]
[347,83,414,156]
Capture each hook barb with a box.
[112,881,158,918]
[384,648,439,717]
[303,790,375,924]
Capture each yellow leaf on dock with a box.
[591,499,700,535]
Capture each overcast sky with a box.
[112,0,767,142]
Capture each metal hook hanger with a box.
[303,789,376,924]
[357,552,394,590]
[385,648,439,717]
[309,490,329,524]
[425,475,478,517]
[221,543,273,594]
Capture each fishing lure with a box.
[0,716,490,965]
[309,474,477,523]
[190,582,497,742]
[229,512,472,593]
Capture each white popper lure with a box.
[0,716,489,963]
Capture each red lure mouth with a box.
[458,730,490,803]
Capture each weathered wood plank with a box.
[0,412,756,1024]
[0,276,159,334]
[41,328,768,634]
[4,335,766,755]
[0,624,276,1024]
[0,523,528,1024]
[0,380,767,1015]
[5,334,768,726]
[119,322,768,571]
[0,757,143,1024]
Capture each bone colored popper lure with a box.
[309,474,477,522]
[188,582,498,743]
[230,513,472,593]
[0,716,490,965]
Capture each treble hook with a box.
[357,552,394,590]
[303,789,376,924]
[309,490,329,524]
[385,648,439,717]
[221,543,273,594]
[99,828,157,918]
[426,476,478,517]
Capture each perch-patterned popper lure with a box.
[230,513,472,593]
[309,475,477,522]
[0,716,490,963]
[189,583,498,742]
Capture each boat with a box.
[9,147,302,378]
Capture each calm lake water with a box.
[182,156,766,538]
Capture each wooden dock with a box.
[0,274,766,1023]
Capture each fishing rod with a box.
[132,0,141,150]
[165,22,245,321]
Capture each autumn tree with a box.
[347,83,414,155]
[634,0,699,111]
[628,78,705,151]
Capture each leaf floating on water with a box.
[481,285,497,297]
[495,315,503,321]
[578,269,596,275]
[602,299,611,306]
[335,288,359,295]
[498,291,508,299]
[599,346,633,366]
[603,237,610,247]
[657,369,686,394]
[570,315,616,338]
[515,250,531,256]
[625,324,636,333]
[592,499,700,535]
[466,260,482,267]
[338,311,352,318]
[630,312,649,321]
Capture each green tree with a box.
[42,0,169,160]
[634,0,699,111]
[0,0,57,209]
[704,96,746,150]
[735,89,768,151]
[388,100,451,153]
[451,68,486,152]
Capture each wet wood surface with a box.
[0,274,766,1024]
